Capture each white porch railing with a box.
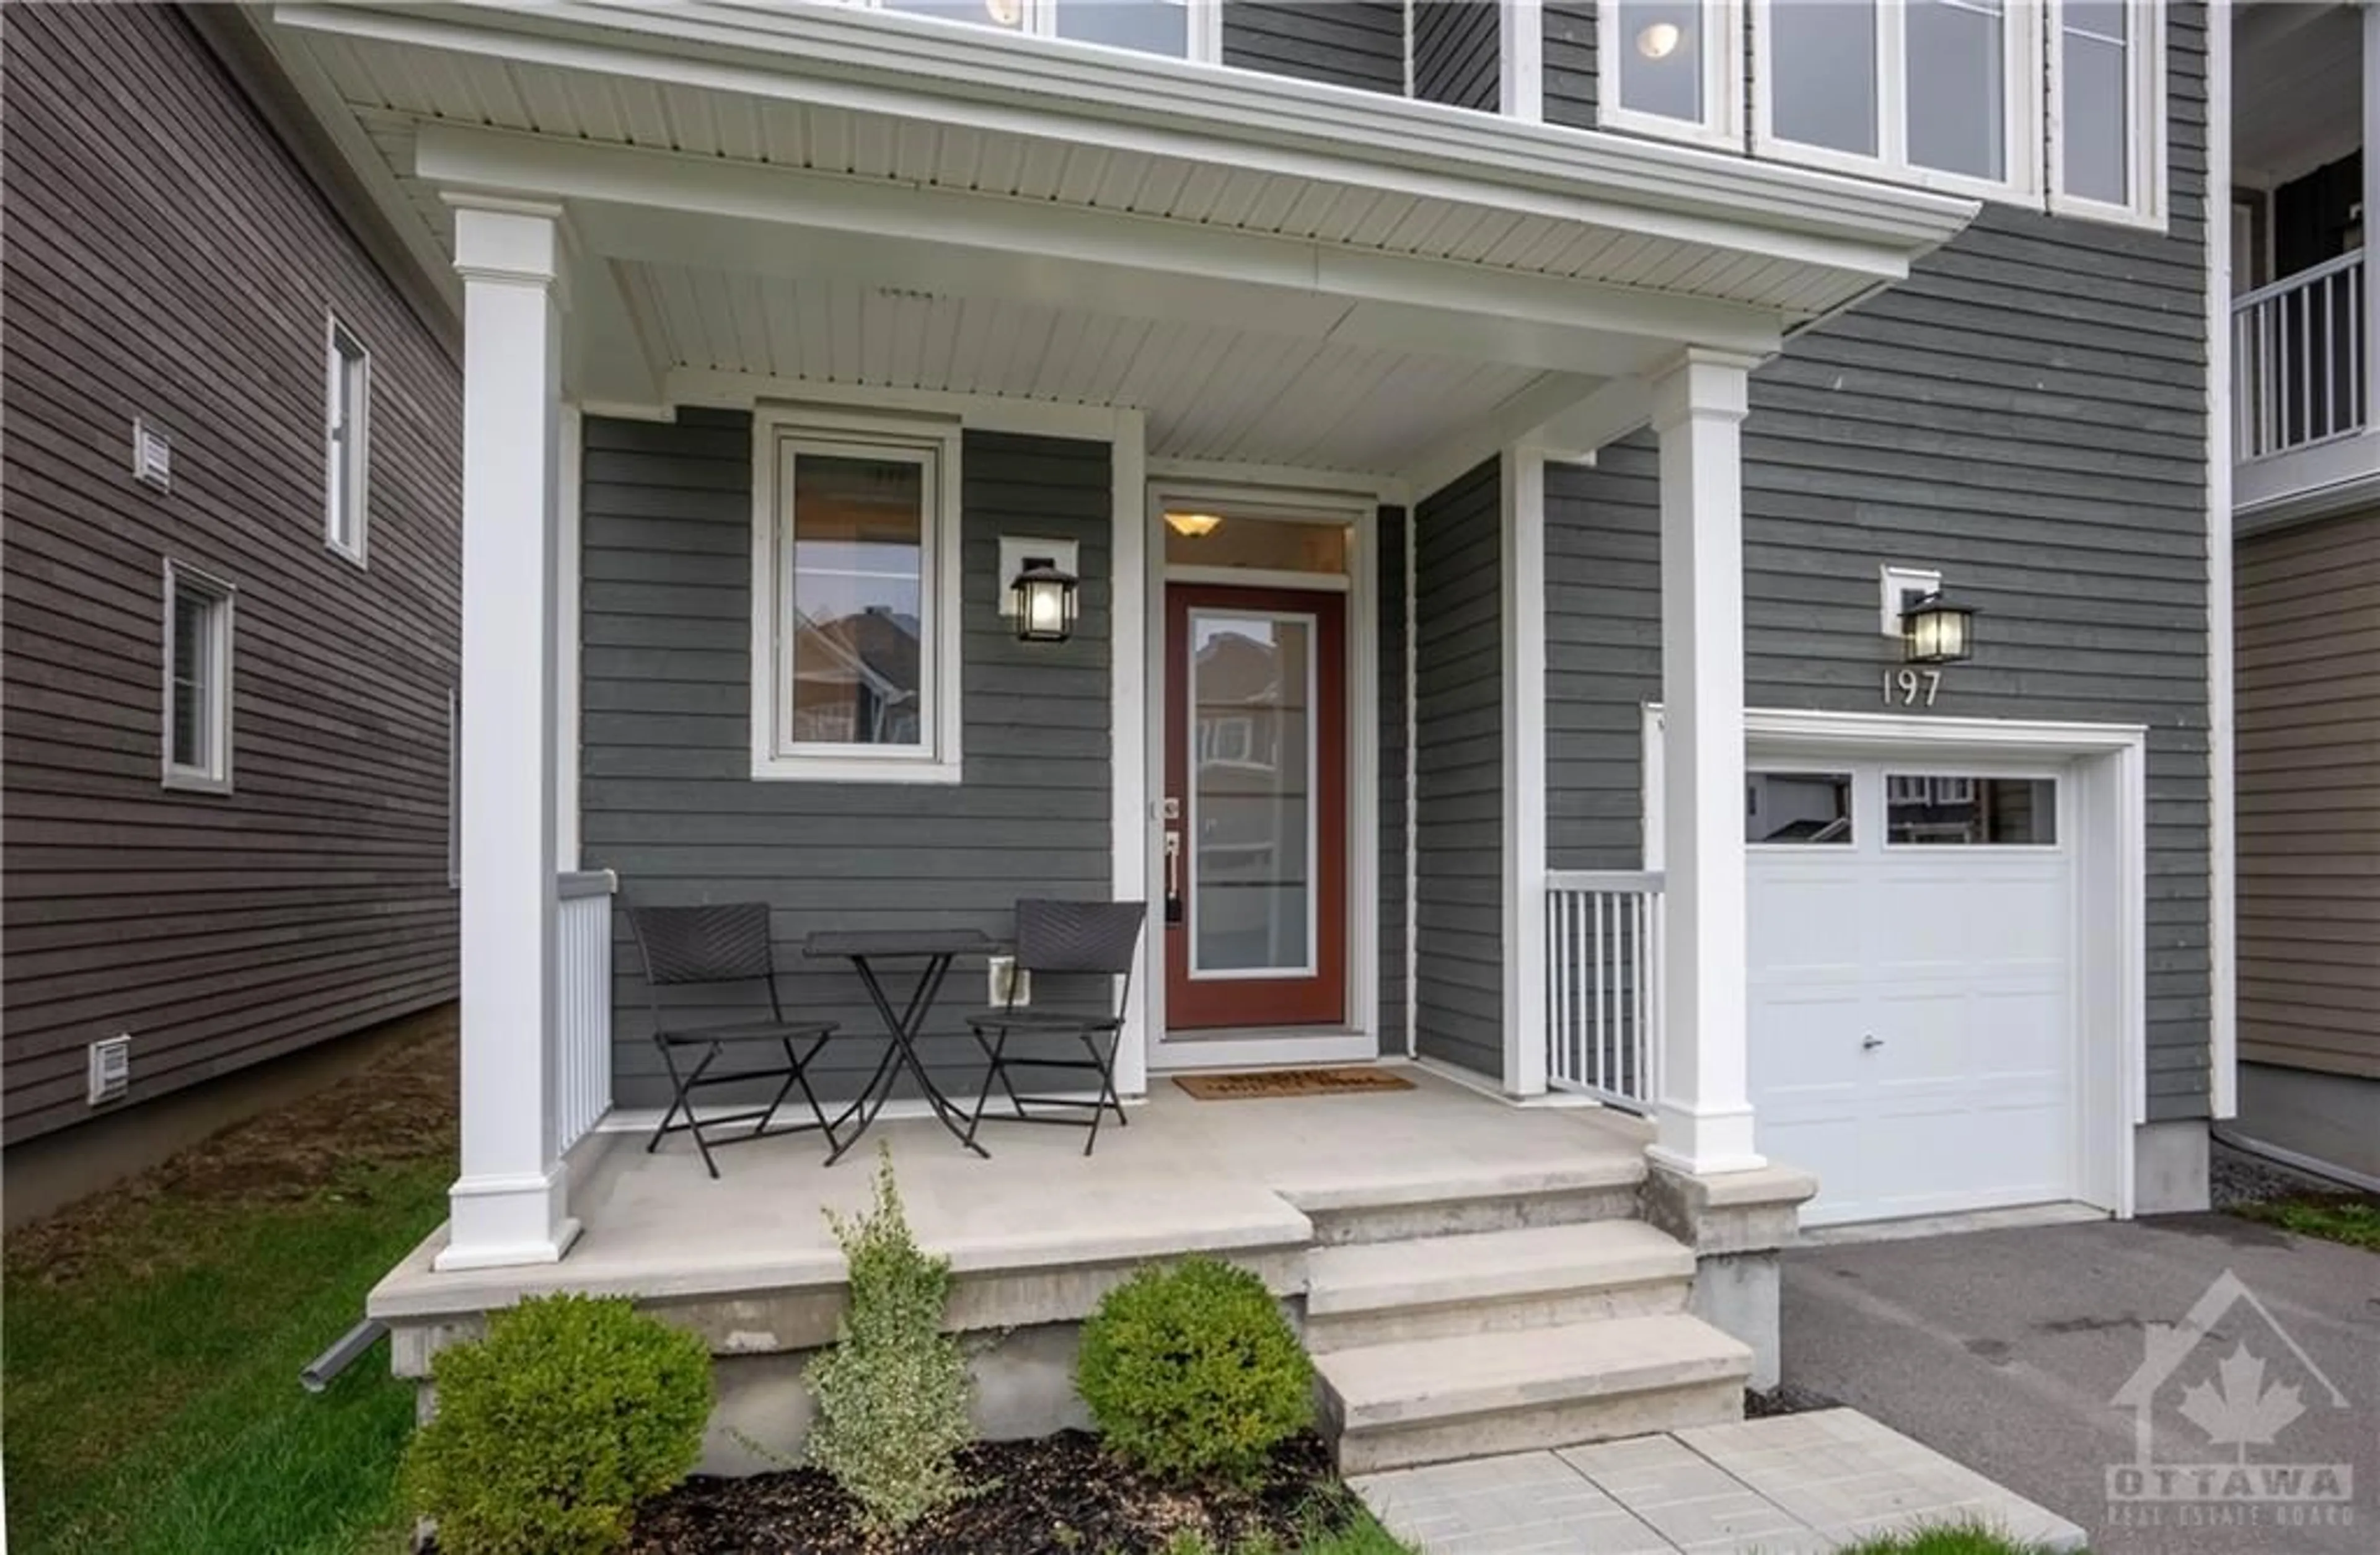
[555,869,617,1154]
[1544,870,1663,1111]
[2234,250,2366,461]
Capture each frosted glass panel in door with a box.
[1189,610,1316,976]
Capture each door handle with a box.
[1861,1033,1884,1051]
[1164,830,1183,924]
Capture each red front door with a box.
[1163,585,1347,1029]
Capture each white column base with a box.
[1649,1102,1766,1178]
[435,1164,582,1271]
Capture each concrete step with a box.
[1303,1220,1693,1351]
[1289,1160,1643,1246]
[1316,1312,1752,1475]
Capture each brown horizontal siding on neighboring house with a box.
[1,3,462,1140]
[2235,508,2380,1081]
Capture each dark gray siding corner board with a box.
[1543,2,1597,128]
[1413,2,1500,112]
[1222,1,1405,95]
[580,413,1116,1109]
[1545,6,2214,1119]
[1412,460,1503,1080]
[1377,505,1411,1057]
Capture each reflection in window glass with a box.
[1747,772,1853,844]
[1772,0,1877,156]
[2062,0,2130,203]
[1055,0,1189,56]
[881,0,1026,33]
[1191,613,1315,974]
[1887,777,2057,845]
[1906,0,2005,180]
[1616,0,1705,124]
[788,452,927,748]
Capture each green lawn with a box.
[1833,1530,2082,1554]
[2233,1197,2380,1252]
[4,1021,456,1555]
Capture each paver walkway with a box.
[1354,1409,2086,1554]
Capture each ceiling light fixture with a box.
[1636,21,1682,59]
[1165,511,1224,538]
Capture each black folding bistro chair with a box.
[624,902,842,1178]
[963,898,1147,1157]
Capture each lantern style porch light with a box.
[1900,590,1976,665]
[1008,555,1079,643]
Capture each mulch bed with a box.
[627,1429,1354,1554]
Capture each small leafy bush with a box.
[804,1145,976,1530]
[403,1292,712,1555]
[1076,1255,1314,1486]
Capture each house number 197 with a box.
[1884,668,1942,707]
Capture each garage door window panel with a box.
[1747,771,1853,845]
[1885,775,2058,846]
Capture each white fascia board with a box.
[671,369,1125,441]
[416,126,1791,363]
[276,1,1973,269]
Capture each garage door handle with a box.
[1861,1034,1884,1051]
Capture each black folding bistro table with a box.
[803,927,1002,1165]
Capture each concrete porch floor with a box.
[371,1067,1652,1318]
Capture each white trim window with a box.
[750,408,964,783]
[2050,0,2167,227]
[867,0,1217,62]
[1597,0,1744,151]
[1753,0,2042,205]
[162,562,235,793]
[324,317,371,563]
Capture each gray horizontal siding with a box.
[1546,5,2213,1119]
[1222,1,1405,95]
[1,2,460,1140]
[1413,2,1499,112]
[1543,2,1596,128]
[580,412,1116,1108]
[1378,504,1411,1056]
[1413,460,1502,1079]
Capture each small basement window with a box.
[751,410,964,783]
[325,318,371,563]
[163,562,235,792]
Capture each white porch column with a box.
[1649,350,1765,1175]
[438,198,578,1271]
[1501,446,1549,1096]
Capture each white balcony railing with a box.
[556,869,617,1154]
[1545,870,1663,1111]
[2234,250,2366,462]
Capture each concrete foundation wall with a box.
[2232,1064,2380,1184]
[2132,1120,2212,1214]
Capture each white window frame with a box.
[161,561,235,793]
[2047,0,2168,229]
[324,315,371,565]
[749,406,964,784]
[1751,0,2042,206]
[1595,0,1745,152]
[860,0,1220,64]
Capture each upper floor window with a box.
[870,0,1215,62]
[751,409,964,783]
[325,318,371,564]
[163,562,235,793]
[1602,0,2166,228]
[1753,0,2040,203]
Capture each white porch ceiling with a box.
[619,265,1559,471]
[2234,3,2360,187]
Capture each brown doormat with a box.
[1172,1067,1416,1101]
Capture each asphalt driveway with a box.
[1782,1214,2379,1555]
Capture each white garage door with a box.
[1748,764,2078,1226]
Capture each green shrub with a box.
[1075,1256,1314,1486]
[804,1146,975,1530]
[402,1292,712,1555]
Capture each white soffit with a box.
[270,2,1973,324]
[624,263,1565,472]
